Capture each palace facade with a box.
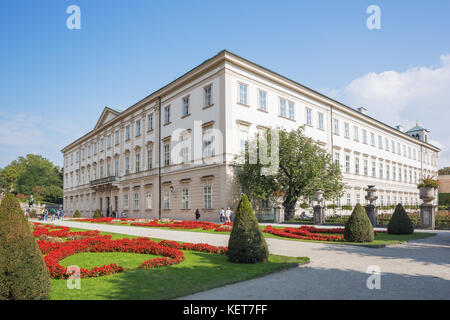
[62,50,440,220]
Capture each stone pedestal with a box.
[313,205,325,225]
[420,204,435,230]
[365,204,378,227]
[274,206,285,224]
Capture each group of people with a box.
[219,207,233,223]
[193,207,234,222]
[32,208,65,222]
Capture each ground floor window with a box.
[123,194,129,209]
[203,186,212,209]
[164,190,170,209]
[182,188,189,209]
[146,192,152,209]
[134,193,139,209]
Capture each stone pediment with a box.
[94,107,122,130]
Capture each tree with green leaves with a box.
[0,194,50,300]
[238,127,344,220]
[438,167,450,175]
[228,194,269,263]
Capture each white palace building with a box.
[62,50,440,220]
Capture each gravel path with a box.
[43,220,450,300]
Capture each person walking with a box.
[195,209,201,221]
[24,209,29,221]
[225,207,232,223]
[60,209,65,222]
[44,209,48,221]
[219,208,225,223]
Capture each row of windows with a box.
[340,193,421,207]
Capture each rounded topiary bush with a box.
[387,204,414,234]
[73,210,81,218]
[344,204,374,243]
[227,194,269,263]
[0,194,51,300]
[93,209,101,219]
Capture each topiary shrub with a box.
[73,210,81,218]
[344,204,374,243]
[0,194,51,300]
[387,204,414,234]
[227,194,269,263]
[93,209,101,219]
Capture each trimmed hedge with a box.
[387,204,414,234]
[0,194,50,300]
[93,209,101,219]
[73,210,81,218]
[228,194,269,263]
[344,204,374,243]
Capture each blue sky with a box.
[1,0,450,168]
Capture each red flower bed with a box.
[263,225,385,242]
[33,223,227,279]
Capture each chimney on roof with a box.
[396,125,404,132]
[357,107,367,115]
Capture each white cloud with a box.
[324,54,450,168]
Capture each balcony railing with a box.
[90,176,120,187]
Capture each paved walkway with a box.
[42,220,450,300]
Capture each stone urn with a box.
[364,185,378,227]
[419,187,435,205]
[313,189,325,225]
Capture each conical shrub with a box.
[387,204,414,234]
[0,194,50,300]
[344,204,374,243]
[227,194,269,263]
[93,209,101,218]
[73,210,81,218]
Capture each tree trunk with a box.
[283,201,296,220]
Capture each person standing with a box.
[225,207,232,223]
[24,209,29,221]
[60,209,65,222]
[195,209,201,221]
[219,208,225,223]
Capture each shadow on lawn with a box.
[95,251,297,300]
[180,264,450,300]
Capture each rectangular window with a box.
[239,83,248,105]
[94,142,97,154]
[403,145,407,157]
[204,85,212,107]
[115,131,119,145]
[134,193,139,209]
[333,119,339,135]
[318,112,324,129]
[147,114,153,131]
[353,126,359,141]
[355,157,360,174]
[344,123,350,138]
[125,156,130,175]
[203,130,214,158]
[182,188,189,209]
[135,153,140,173]
[147,148,152,170]
[362,129,367,144]
[346,193,351,206]
[146,193,152,209]
[306,107,312,125]
[136,120,141,136]
[258,90,267,111]
[114,159,119,177]
[88,145,91,157]
[279,99,287,117]
[392,141,395,153]
[123,194,129,209]
[203,186,212,209]
[370,133,375,146]
[334,152,340,166]
[372,161,376,177]
[164,144,170,166]
[397,142,401,155]
[364,159,368,176]
[345,155,350,173]
[100,139,104,151]
[126,125,130,141]
[182,96,190,116]
[393,166,397,181]
[164,190,170,209]
[288,101,295,120]
[164,106,171,124]
[240,130,248,155]
[378,135,383,148]
[379,163,383,179]
[385,138,389,151]
[107,135,111,148]
[398,166,402,182]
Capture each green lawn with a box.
[73,220,436,247]
[48,228,309,300]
